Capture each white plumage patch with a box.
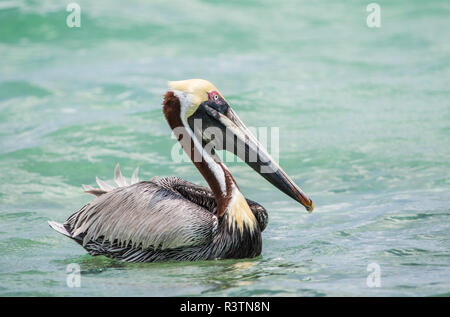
[82,164,140,196]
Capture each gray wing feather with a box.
[67,179,218,250]
[131,167,139,184]
[114,163,128,187]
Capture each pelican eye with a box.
[204,91,228,115]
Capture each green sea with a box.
[0,0,449,296]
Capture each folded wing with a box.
[65,179,218,250]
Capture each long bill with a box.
[203,105,314,212]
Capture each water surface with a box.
[0,0,449,296]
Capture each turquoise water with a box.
[0,0,449,296]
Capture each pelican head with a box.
[164,79,314,212]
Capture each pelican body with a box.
[48,79,313,262]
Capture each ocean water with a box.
[0,0,449,296]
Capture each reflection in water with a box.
[199,260,262,294]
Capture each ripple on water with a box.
[0,81,51,101]
[0,211,48,224]
[0,237,50,253]
[384,212,447,222]
[0,211,36,220]
[385,248,430,257]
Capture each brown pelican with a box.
[48,79,313,262]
